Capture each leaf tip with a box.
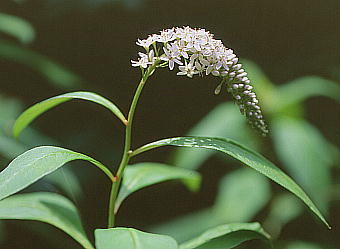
[319,215,331,229]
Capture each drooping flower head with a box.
[131,26,268,135]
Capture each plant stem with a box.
[107,64,157,228]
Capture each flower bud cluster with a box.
[131,26,268,135]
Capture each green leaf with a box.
[150,169,270,243]
[179,222,270,249]
[95,227,178,249]
[172,102,259,170]
[115,162,201,213]
[13,91,127,137]
[0,192,94,249]
[131,136,330,228]
[0,146,113,201]
[0,40,82,89]
[0,134,83,199]
[276,76,340,111]
[0,13,35,43]
[267,76,340,115]
[272,117,332,213]
[213,168,270,222]
[0,95,83,199]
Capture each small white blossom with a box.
[177,61,198,78]
[156,28,176,43]
[136,36,155,48]
[131,57,149,68]
[160,46,183,70]
[131,50,156,68]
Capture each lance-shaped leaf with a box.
[0,13,35,43]
[131,136,329,228]
[95,227,178,249]
[0,146,114,201]
[0,192,94,249]
[13,91,127,137]
[0,136,84,199]
[179,222,270,249]
[115,162,201,213]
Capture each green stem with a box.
[107,63,158,228]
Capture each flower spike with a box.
[131,26,268,135]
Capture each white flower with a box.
[131,50,156,68]
[177,61,198,78]
[131,57,149,68]
[174,40,189,59]
[160,46,183,70]
[136,38,153,49]
[156,28,176,43]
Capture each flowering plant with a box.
[0,27,328,249]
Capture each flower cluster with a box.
[131,26,268,135]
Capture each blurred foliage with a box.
[285,241,325,249]
[0,12,34,43]
[151,168,270,243]
[0,40,83,89]
[0,11,83,89]
[272,117,332,213]
[264,194,303,238]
